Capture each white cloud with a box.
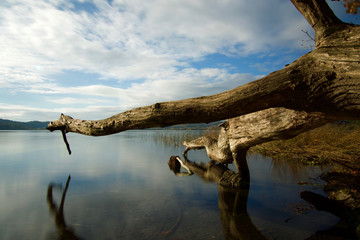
[23,67,258,104]
[138,0,309,56]
[0,102,126,121]
[45,97,111,105]
[0,0,309,83]
[0,0,312,121]
[4,67,258,121]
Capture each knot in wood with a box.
[154,103,161,109]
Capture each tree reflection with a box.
[301,191,360,239]
[169,155,360,239]
[168,155,266,239]
[47,175,83,240]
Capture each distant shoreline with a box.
[0,118,49,130]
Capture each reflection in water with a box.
[44,159,352,239]
[169,155,266,239]
[0,131,345,239]
[47,175,83,240]
[168,155,360,240]
[168,156,193,176]
[301,191,360,239]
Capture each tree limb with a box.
[291,0,344,44]
[47,48,360,136]
[183,107,337,172]
[61,129,72,155]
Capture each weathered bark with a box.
[291,0,343,44]
[183,125,233,163]
[226,108,334,151]
[183,107,336,174]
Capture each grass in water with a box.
[152,126,220,147]
[250,121,360,169]
[152,131,202,146]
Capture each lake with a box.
[0,130,342,239]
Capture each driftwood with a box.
[183,107,336,174]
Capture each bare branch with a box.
[301,29,316,42]
[61,130,72,155]
[183,107,336,163]
[291,0,343,30]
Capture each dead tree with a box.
[48,0,360,172]
[183,107,335,175]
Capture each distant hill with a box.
[0,119,49,130]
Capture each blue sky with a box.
[0,0,358,121]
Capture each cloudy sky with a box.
[0,0,357,121]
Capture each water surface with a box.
[0,130,340,239]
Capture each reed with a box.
[152,126,220,147]
[152,131,203,147]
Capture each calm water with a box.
[0,130,341,240]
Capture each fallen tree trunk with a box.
[183,107,337,173]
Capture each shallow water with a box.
[0,130,341,239]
